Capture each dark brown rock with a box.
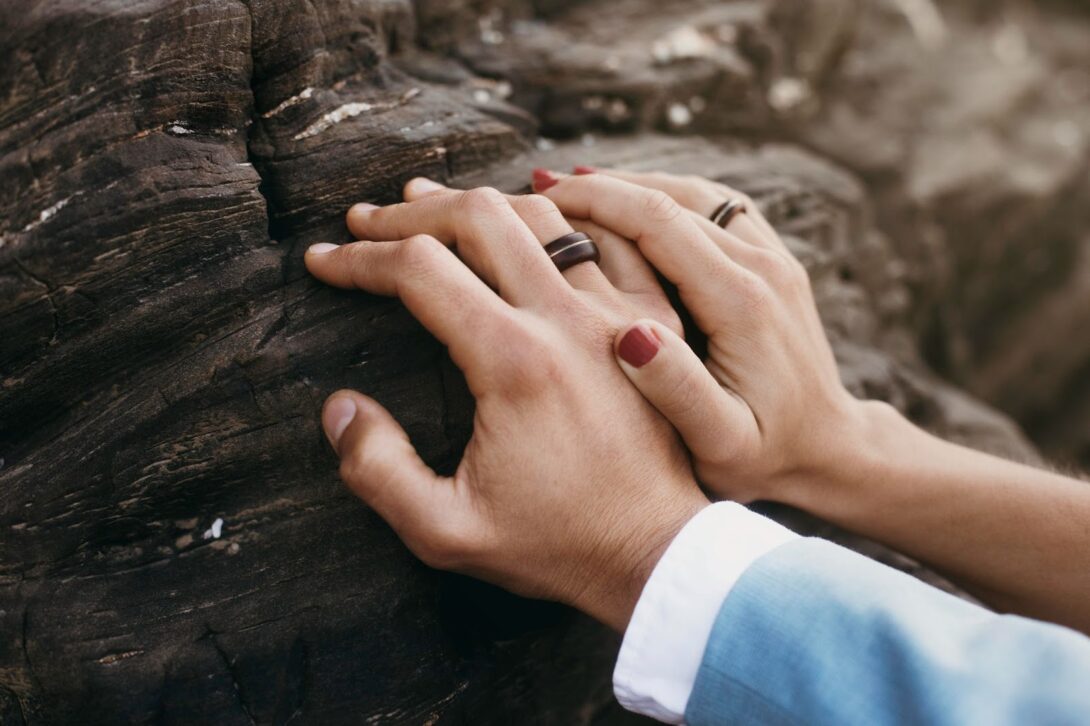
[0,2,612,723]
[789,1,1090,467]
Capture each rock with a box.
[447,0,770,136]
[0,2,611,723]
[0,0,1076,722]
[791,0,1090,468]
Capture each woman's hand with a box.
[305,185,708,631]
[536,168,1090,635]
[533,168,868,505]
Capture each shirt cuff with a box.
[612,501,799,723]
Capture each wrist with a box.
[574,489,710,632]
[785,398,921,520]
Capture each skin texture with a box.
[305,184,708,632]
[535,167,1090,636]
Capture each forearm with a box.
[686,538,1090,726]
[791,401,1090,633]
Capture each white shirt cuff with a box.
[613,501,799,723]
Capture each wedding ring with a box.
[710,198,746,228]
[545,232,600,272]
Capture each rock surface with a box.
[790,0,1090,468]
[0,0,1085,723]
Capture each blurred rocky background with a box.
[1,0,1087,723]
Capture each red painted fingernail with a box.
[573,165,597,175]
[532,168,559,191]
[617,325,661,368]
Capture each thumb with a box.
[322,390,472,554]
[614,320,755,461]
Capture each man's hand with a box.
[534,168,867,506]
[305,185,708,631]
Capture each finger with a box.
[404,177,611,292]
[575,167,720,216]
[403,176,449,200]
[323,391,476,564]
[576,166,781,252]
[345,188,567,307]
[305,236,513,374]
[566,218,660,295]
[688,210,766,262]
[567,217,684,335]
[613,319,758,464]
[716,206,782,253]
[710,181,785,252]
[507,192,611,292]
[536,172,743,323]
[681,210,812,294]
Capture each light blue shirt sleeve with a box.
[686,538,1090,726]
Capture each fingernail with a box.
[307,243,339,255]
[573,165,597,175]
[617,325,661,368]
[322,396,357,450]
[409,177,445,193]
[532,168,559,192]
[349,202,379,215]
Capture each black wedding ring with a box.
[710,198,746,228]
[545,232,600,272]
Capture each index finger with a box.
[574,167,786,253]
[345,189,568,308]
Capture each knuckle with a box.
[682,173,714,193]
[397,233,445,271]
[339,240,368,267]
[735,270,773,311]
[338,451,369,491]
[658,364,706,421]
[757,250,794,281]
[479,310,538,377]
[502,330,563,393]
[517,193,562,223]
[653,302,684,336]
[705,254,737,283]
[533,351,566,389]
[723,186,755,213]
[702,436,746,473]
[760,250,809,290]
[712,181,735,197]
[682,173,711,191]
[338,447,402,503]
[641,189,683,223]
[500,214,536,252]
[490,307,528,341]
[458,186,509,215]
[786,255,811,289]
[369,204,407,236]
[702,419,760,474]
[522,344,564,387]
